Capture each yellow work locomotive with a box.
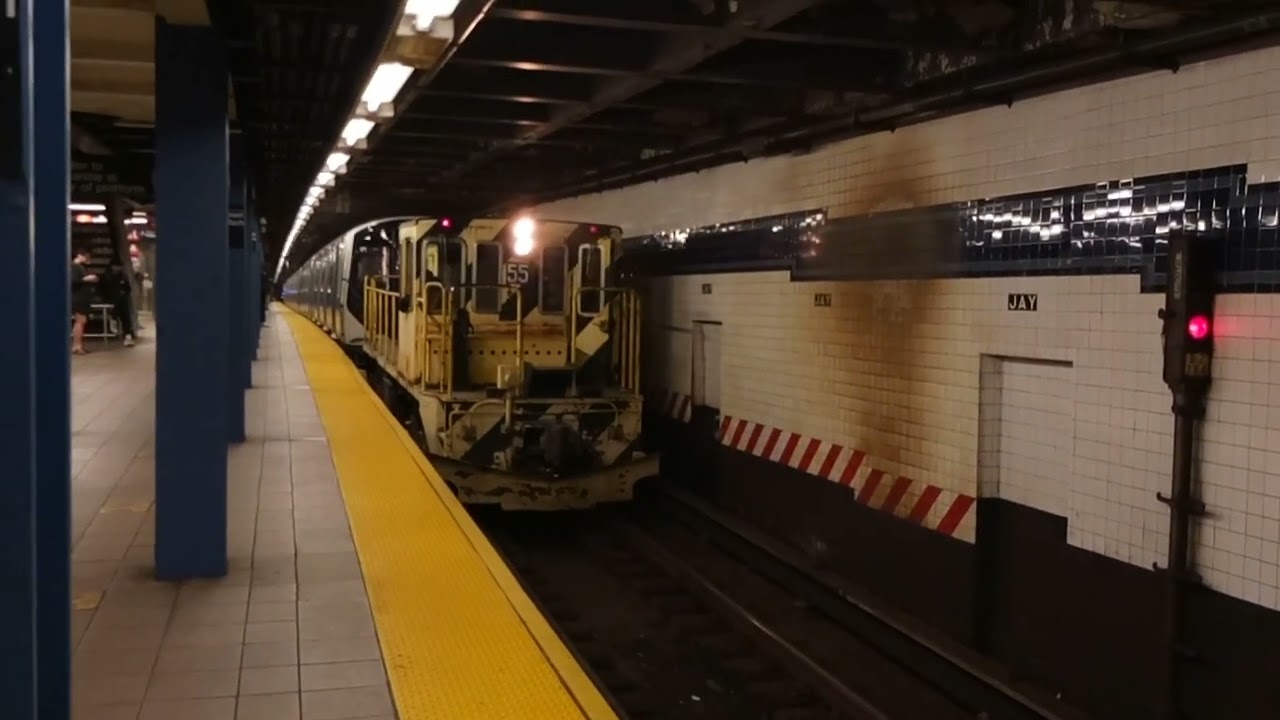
[296,214,659,510]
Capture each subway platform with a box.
[69,308,615,720]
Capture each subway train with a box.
[281,215,659,510]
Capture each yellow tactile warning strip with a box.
[282,309,618,720]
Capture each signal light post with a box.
[1156,229,1218,719]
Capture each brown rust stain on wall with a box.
[838,133,942,480]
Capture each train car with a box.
[281,217,408,348]
[282,215,659,510]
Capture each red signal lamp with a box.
[1187,314,1211,340]
[440,217,452,229]
[589,225,598,234]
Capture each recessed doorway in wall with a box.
[692,320,722,412]
[973,353,1078,657]
[977,354,1076,517]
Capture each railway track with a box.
[474,488,1078,720]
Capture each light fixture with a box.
[69,203,106,212]
[361,62,413,114]
[512,216,536,257]
[341,118,375,147]
[324,152,350,173]
[274,36,422,280]
[404,0,460,31]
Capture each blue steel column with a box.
[1,1,38,715]
[32,0,71,715]
[249,209,262,356]
[240,182,254,387]
[256,212,266,330]
[154,18,230,579]
[227,132,246,442]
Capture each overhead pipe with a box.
[528,9,1280,204]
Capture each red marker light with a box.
[1187,315,1211,340]
[441,217,452,228]
[589,225,598,234]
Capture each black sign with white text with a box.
[1007,293,1038,311]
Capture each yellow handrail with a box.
[362,276,399,364]
[414,281,450,392]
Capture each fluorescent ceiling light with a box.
[361,62,413,113]
[69,203,106,212]
[316,171,336,187]
[405,0,460,30]
[325,152,350,173]
[341,118,375,146]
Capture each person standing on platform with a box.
[106,263,136,346]
[70,248,98,355]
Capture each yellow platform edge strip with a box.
[282,309,617,720]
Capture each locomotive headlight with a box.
[513,216,536,256]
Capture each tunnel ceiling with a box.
[279,0,1280,265]
[73,0,402,241]
[170,0,1280,268]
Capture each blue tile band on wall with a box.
[621,164,1280,294]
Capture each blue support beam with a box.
[250,210,262,356]
[240,185,254,387]
[1,1,38,715]
[253,214,266,335]
[228,133,247,442]
[32,0,71,715]
[245,188,260,365]
[154,18,229,579]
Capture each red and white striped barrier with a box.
[648,388,693,423]
[718,416,976,540]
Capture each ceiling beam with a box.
[435,0,830,181]
[485,6,962,52]
[447,55,871,91]
[402,109,686,137]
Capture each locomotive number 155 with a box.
[504,262,530,285]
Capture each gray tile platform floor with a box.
[70,312,396,720]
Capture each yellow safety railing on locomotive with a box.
[363,277,399,361]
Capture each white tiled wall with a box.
[536,46,1280,233]
[533,46,1280,610]
[978,357,1076,518]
